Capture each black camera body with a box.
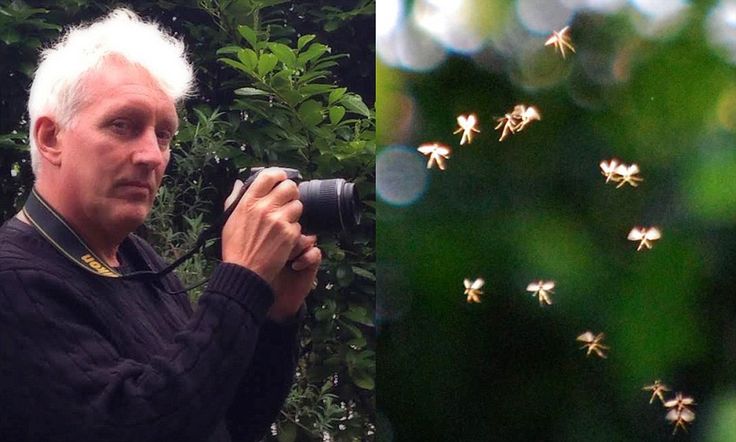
[239,167,360,234]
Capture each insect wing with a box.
[645,228,661,241]
[542,281,555,291]
[471,278,484,290]
[417,145,435,155]
[526,281,541,292]
[436,146,451,157]
[665,409,680,422]
[680,408,696,422]
[576,331,595,343]
[524,106,541,121]
[628,228,644,241]
[464,278,472,289]
[627,163,640,175]
[544,34,558,47]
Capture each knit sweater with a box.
[0,216,300,442]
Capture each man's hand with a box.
[221,168,302,284]
[221,169,321,322]
[268,234,321,322]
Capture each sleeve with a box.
[0,262,274,442]
[225,310,303,442]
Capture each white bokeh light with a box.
[560,0,627,13]
[630,0,691,38]
[377,146,429,206]
[707,0,736,65]
[516,0,575,35]
[377,0,403,38]
[377,19,448,72]
[413,0,488,54]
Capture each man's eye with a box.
[111,119,132,134]
[156,130,173,141]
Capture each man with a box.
[0,8,320,442]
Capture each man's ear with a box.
[34,116,63,167]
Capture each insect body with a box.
[454,114,480,145]
[627,227,661,251]
[463,278,484,303]
[576,331,609,358]
[545,26,576,59]
[417,143,451,170]
[526,280,555,306]
[642,380,670,405]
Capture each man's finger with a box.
[288,234,316,260]
[244,168,288,199]
[224,179,244,210]
[291,246,321,272]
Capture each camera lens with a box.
[298,178,360,233]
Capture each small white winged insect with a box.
[664,393,696,435]
[627,226,661,251]
[613,163,643,188]
[599,159,623,183]
[664,393,696,411]
[417,143,451,170]
[495,112,519,142]
[526,280,555,306]
[642,380,670,405]
[463,277,484,303]
[545,26,576,59]
[515,105,541,132]
[576,331,609,358]
[666,407,696,435]
[454,114,480,145]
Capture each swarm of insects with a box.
[627,226,661,251]
[463,278,484,303]
[454,114,480,145]
[664,393,696,435]
[494,104,541,141]
[642,380,670,405]
[599,159,643,188]
[545,26,576,59]
[576,331,609,358]
[417,143,451,170]
[526,280,554,306]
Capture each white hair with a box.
[28,8,195,174]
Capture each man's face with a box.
[55,60,177,235]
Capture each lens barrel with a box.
[299,179,360,233]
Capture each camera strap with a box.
[22,188,234,284]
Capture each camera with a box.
[238,167,361,234]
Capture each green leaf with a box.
[218,58,251,74]
[299,83,334,96]
[329,106,346,125]
[349,367,375,390]
[352,266,375,281]
[297,43,329,66]
[328,87,347,105]
[297,34,316,51]
[339,93,371,117]
[216,45,241,55]
[237,48,258,70]
[234,87,270,96]
[268,42,296,67]
[237,25,257,49]
[335,264,354,286]
[342,305,373,326]
[297,99,323,127]
[257,53,278,76]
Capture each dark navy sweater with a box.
[0,217,300,442]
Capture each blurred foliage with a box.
[378,1,736,441]
[0,0,375,441]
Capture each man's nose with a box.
[131,128,165,168]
